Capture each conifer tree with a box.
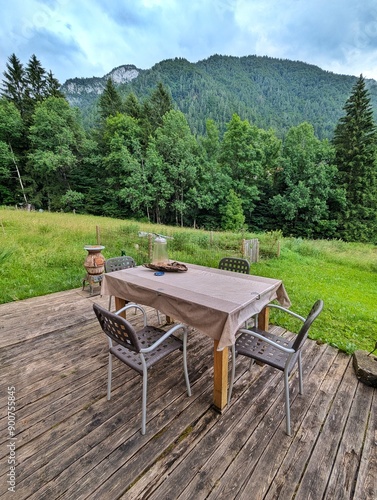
[1,53,65,122]
[1,54,27,117]
[98,78,124,120]
[45,71,65,99]
[142,83,173,134]
[332,75,377,242]
[124,92,142,120]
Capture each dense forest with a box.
[1,53,377,243]
[61,55,377,140]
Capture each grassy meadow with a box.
[1,207,376,354]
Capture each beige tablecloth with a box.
[101,263,291,350]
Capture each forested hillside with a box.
[61,54,377,139]
[1,54,377,243]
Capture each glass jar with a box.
[152,236,169,265]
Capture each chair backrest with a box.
[219,257,250,274]
[93,303,141,352]
[292,299,324,351]
[105,256,136,273]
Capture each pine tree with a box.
[98,78,124,120]
[124,92,142,120]
[1,54,65,122]
[45,71,65,99]
[1,54,27,117]
[142,83,173,134]
[25,54,47,101]
[333,75,377,242]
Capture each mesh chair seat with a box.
[235,328,299,373]
[110,325,184,374]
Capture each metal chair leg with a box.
[107,353,112,400]
[228,345,236,404]
[284,369,291,436]
[298,352,303,394]
[183,331,191,396]
[141,368,147,435]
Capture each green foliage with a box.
[221,189,245,231]
[269,122,339,238]
[98,78,124,120]
[27,97,86,210]
[61,189,85,212]
[1,53,64,122]
[333,75,377,242]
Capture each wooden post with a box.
[213,341,228,412]
[96,225,101,245]
[258,307,270,331]
[115,297,127,318]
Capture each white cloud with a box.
[1,0,377,83]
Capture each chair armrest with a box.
[238,328,295,354]
[115,304,147,326]
[268,304,306,322]
[140,324,187,353]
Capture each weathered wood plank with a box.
[324,381,374,499]
[0,290,108,348]
[294,354,357,499]
[261,349,351,500]
[352,389,377,500]
[231,344,340,500]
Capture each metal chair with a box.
[219,257,250,274]
[105,256,161,323]
[93,302,191,435]
[105,256,136,311]
[228,299,324,435]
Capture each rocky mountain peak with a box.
[60,64,141,102]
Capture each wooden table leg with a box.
[258,306,270,331]
[213,340,228,412]
[114,297,126,317]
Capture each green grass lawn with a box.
[1,207,376,354]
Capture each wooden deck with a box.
[0,289,376,499]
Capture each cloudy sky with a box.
[2,0,377,84]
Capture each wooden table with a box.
[101,263,290,411]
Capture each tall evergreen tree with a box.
[1,54,27,117]
[25,54,47,101]
[124,92,142,120]
[142,82,173,140]
[98,78,124,120]
[45,71,65,99]
[333,75,377,242]
[1,53,65,124]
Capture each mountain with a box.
[61,64,142,107]
[60,55,377,139]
